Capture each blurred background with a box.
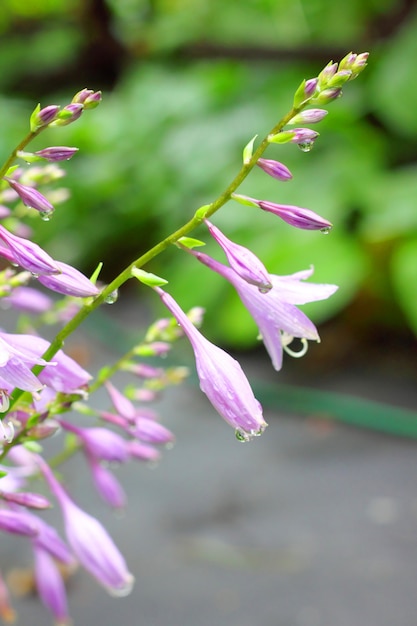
[1,0,417,364]
[2,2,417,625]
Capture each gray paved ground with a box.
[5,316,417,626]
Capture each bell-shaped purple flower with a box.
[155,288,267,441]
[37,260,100,297]
[0,225,59,275]
[0,509,38,536]
[40,461,134,596]
[189,251,338,371]
[88,458,126,509]
[204,219,272,292]
[132,417,175,445]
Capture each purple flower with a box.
[40,461,134,596]
[33,545,71,626]
[59,420,129,463]
[34,147,79,162]
[204,219,272,292]
[4,178,54,216]
[155,287,267,441]
[0,333,50,393]
[0,490,51,509]
[88,458,126,509]
[127,440,161,463]
[189,251,338,371]
[0,332,91,395]
[0,225,59,275]
[1,286,53,315]
[105,381,137,421]
[256,158,293,181]
[54,103,84,126]
[132,417,175,445]
[37,260,100,297]
[0,509,38,536]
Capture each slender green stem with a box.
[0,130,41,179]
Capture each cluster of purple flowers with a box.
[0,53,368,624]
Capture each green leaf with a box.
[131,267,168,287]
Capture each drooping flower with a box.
[1,286,53,315]
[88,458,126,510]
[189,250,338,371]
[59,420,129,464]
[40,460,134,596]
[204,219,272,292]
[33,544,71,626]
[155,287,267,441]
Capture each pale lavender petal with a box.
[33,545,71,625]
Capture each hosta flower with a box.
[40,460,134,596]
[155,287,267,441]
[204,219,272,292]
[0,332,91,395]
[59,420,129,463]
[33,545,71,626]
[0,333,50,393]
[189,250,338,371]
[256,158,293,181]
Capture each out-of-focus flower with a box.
[1,286,53,315]
[40,460,134,596]
[155,287,267,441]
[33,545,71,626]
[59,420,129,464]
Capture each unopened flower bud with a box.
[257,158,293,181]
[53,103,84,126]
[34,147,79,162]
[289,109,328,125]
[72,89,102,108]
[311,88,342,104]
[30,105,60,131]
[4,178,54,216]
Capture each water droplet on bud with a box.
[320,226,332,234]
[105,289,119,304]
[39,210,54,222]
[298,141,314,153]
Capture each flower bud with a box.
[289,109,328,125]
[5,178,54,216]
[256,158,293,181]
[34,147,79,162]
[52,103,84,126]
[30,105,60,132]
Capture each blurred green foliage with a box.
[1,0,417,349]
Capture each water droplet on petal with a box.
[105,289,119,304]
[107,574,135,598]
[320,226,332,234]
[298,141,314,153]
[235,428,250,443]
